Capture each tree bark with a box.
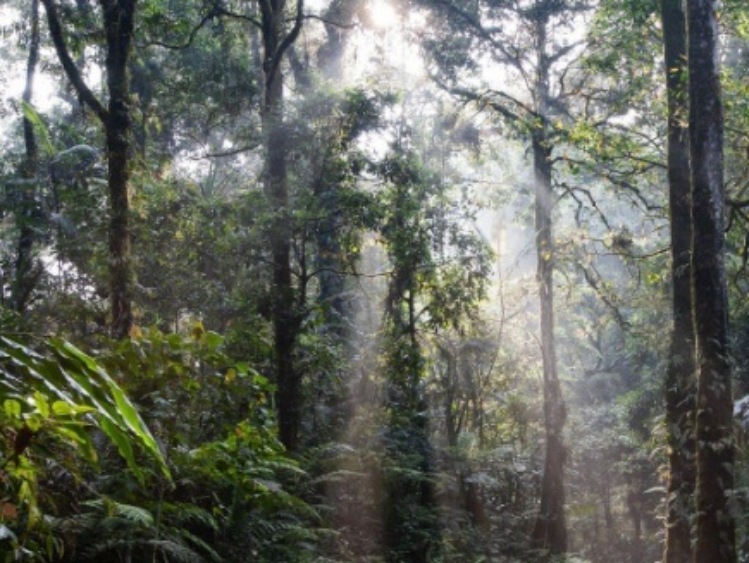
[12,0,41,313]
[529,130,567,556]
[688,0,736,561]
[530,11,567,554]
[41,0,136,339]
[660,1,696,561]
[103,0,136,340]
[258,0,303,452]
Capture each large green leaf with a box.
[20,101,55,157]
[54,341,165,472]
[0,337,170,481]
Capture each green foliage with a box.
[0,335,169,559]
[0,336,168,480]
[0,327,322,562]
[19,103,53,157]
[94,326,322,562]
[376,148,492,332]
[8,0,747,558]
[368,134,493,561]
[53,497,222,563]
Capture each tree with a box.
[41,0,137,339]
[378,149,442,563]
[11,0,42,313]
[659,0,696,560]
[256,0,304,452]
[375,140,490,561]
[416,0,591,553]
[688,0,737,560]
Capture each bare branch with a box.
[557,182,612,230]
[728,197,749,209]
[188,144,262,159]
[430,74,526,125]
[579,264,629,330]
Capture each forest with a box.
[0,0,748,561]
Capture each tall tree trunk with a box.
[660,1,696,561]
[530,13,567,554]
[530,131,567,556]
[103,0,136,340]
[41,0,136,339]
[688,0,736,561]
[258,0,303,452]
[12,0,41,313]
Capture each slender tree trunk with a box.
[383,299,438,563]
[103,0,136,340]
[688,0,736,561]
[660,1,696,561]
[627,489,643,563]
[12,0,41,313]
[530,13,567,552]
[258,0,303,451]
[530,131,567,556]
[314,170,348,341]
[42,0,136,339]
[263,60,298,452]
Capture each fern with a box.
[82,498,155,526]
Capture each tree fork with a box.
[42,0,136,339]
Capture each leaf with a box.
[100,417,141,482]
[53,340,169,478]
[4,398,22,418]
[1,337,170,481]
[21,101,55,157]
[107,383,164,468]
[51,401,95,416]
[191,322,205,341]
[24,415,42,432]
[55,423,98,464]
[33,391,49,418]
[0,503,17,521]
[203,331,224,349]
[84,498,154,525]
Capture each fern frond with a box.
[82,498,154,526]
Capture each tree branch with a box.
[40,0,108,123]
[214,5,262,27]
[272,0,305,78]
[145,7,226,49]
[430,74,525,125]
[188,143,263,159]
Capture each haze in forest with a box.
[0,0,748,562]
